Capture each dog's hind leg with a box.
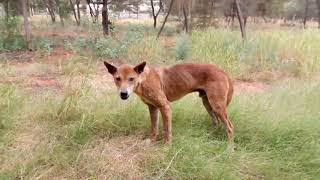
[205,90,234,143]
[202,96,219,128]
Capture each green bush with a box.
[162,26,177,36]
[173,35,191,60]
[35,37,55,54]
[64,37,87,53]
[94,37,120,58]
[59,1,72,19]
[1,16,27,51]
[0,32,5,50]
[94,27,144,59]
[3,34,26,51]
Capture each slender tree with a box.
[303,0,309,29]
[150,0,163,28]
[182,1,188,33]
[21,0,32,50]
[54,0,64,26]
[157,0,175,39]
[235,0,246,40]
[69,0,81,25]
[316,0,320,28]
[102,0,110,35]
[42,0,56,23]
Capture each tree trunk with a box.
[157,0,175,39]
[303,0,309,29]
[76,0,81,25]
[4,0,9,22]
[317,0,320,28]
[102,0,109,35]
[94,4,100,22]
[21,0,32,50]
[209,0,214,26]
[55,0,64,26]
[87,0,96,23]
[43,0,56,23]
[150,0,162,28]
[182,2,188,33]
[69,0,80,25]
[29,0,34,16]
[150,0,156,28]
[234,0,246,40]
[189,0,193,31]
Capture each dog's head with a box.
[103,61,146,100]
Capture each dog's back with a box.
[154,63,233,105]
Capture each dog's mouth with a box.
[120,95,129,100]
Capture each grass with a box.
[1,18,320,179]
[153,80,320,179]
[0,84,24,148]
[0,77,319,179]
[190,28,320,80]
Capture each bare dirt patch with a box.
[1,51,35,62]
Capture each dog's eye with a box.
[129,77,135,82]
[115,77,121,81]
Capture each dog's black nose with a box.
[120,92,129,100]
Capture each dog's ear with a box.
[134,61,147,74]
[103,61,117,75]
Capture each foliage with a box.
[0,17,26,51]
[35,37,55,54]
[58,0,72,19]
[162,26,177,36]
[173,34,191,60]
[64,37,87,53]
[0,33,5,50]
[94,37,120,59]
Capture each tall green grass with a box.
[0,85,24,148]
[1,78,319,179]
[146,80,320,179]
[190,29,320,80]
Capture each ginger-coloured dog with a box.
[104,61,234,144]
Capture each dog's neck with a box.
[134,66,150,94]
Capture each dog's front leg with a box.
[159,103,172,144]
[148,104,159,143]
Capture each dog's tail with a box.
[226,77,233,106]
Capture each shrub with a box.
[1,16,27,51]
[94,27,144,59]
[173,35,191,60]
[94,37,120,58]
[127,36,167,64]
[64,37,87,53]
[3,34,26,51]
[0,32,4,50]
[162,26,177,36]
[35,37,55,54]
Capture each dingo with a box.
[104,61,234,144]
